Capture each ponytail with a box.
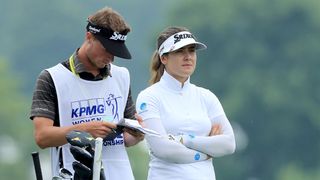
[149,50,165,84]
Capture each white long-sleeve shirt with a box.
[136,70,235,180]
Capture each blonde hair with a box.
[89,7,131,33]
[149,26,189,84]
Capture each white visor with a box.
[158,31,207,57]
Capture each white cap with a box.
[158,31,207,57]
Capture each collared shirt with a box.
[30,50,136,125]
[136,70,229,180]
[68,50,111,80]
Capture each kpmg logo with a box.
[71,93,122,125]
[71,98,105,119]
[106,93,121,121]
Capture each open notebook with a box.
[117,118,161,137]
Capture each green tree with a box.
[127,143,149,180]
[0,58,35,179]
[1,1,170,179]
[164,0,320,179]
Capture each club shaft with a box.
[92,137,103,180]
[31,152,43,180]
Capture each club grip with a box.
[31,152,43,180]
[92,137,103,180]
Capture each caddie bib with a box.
[47,63,134,180]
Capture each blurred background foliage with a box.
[0,0,319,179]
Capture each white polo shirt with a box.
[136,70,228,180]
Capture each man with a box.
[30,6,143,179]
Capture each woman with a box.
[136,26,236,180]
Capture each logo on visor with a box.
[174,33,194,44]
[110,32,127,41]
[88,25,101,34]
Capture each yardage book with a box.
[118,118,161,137]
